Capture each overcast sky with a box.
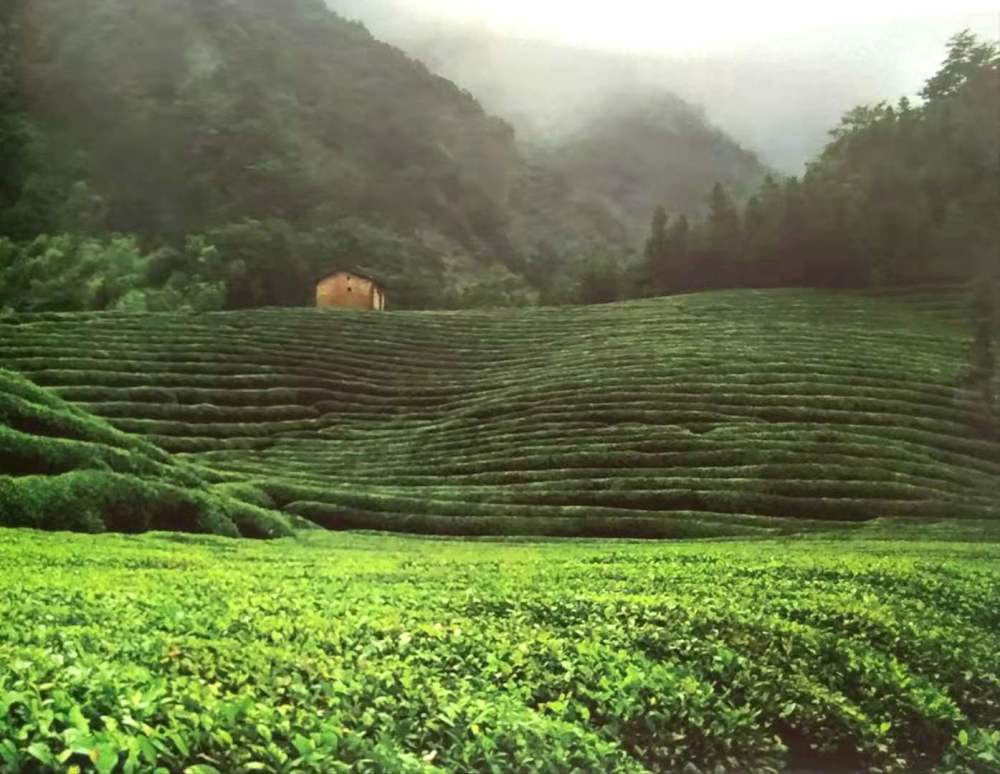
[369,1,999,56]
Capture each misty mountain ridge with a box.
[1,0,773,312]
[330,0,998,172]
[361,19,773,250]
[541,90,766,225]
[1,0,533,308]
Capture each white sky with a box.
[404,1,1000,55]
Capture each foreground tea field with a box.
[0,530,998,772]
[2,287,999,537]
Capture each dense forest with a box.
[643,31,999,295]
[0,0,533,311]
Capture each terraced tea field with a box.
[2,287,999,537]
[1,530,998,772]
[0,369,296,537]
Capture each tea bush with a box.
[2,288,999,538]
[0,531,997,772]
[0,369,293,538]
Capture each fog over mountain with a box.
[328,1,998,171]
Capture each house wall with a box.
[315,273,384,310]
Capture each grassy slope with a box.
[1,287,998,537]
[0,368,294,538]
[0,528,998,771]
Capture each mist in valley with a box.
[329,0,998,172]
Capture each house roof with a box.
[313,268,385,288]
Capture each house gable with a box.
[315,270,385,310]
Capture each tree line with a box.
[642,31,999,296]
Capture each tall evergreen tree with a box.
[922,29,999,100]
[667,215,690,255]
[643,205,669,293]
[644,206,669,262]
[742,195,765,261]
[707,183,741,259]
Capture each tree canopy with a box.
[645,31,999,295]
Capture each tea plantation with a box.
[0,369,295,538]
[1,287,998,537]
[2,288,1000,772]
[0,530,998,773]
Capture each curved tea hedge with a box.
[1,287,998,537]
[0,369,293,538]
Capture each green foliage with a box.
[202,219,311,309]
[644,207,668,264]
[0,215,534,314]
[0,531,998,771]
[922,29,1000,100]
[706,183,741,258]
[0,235,143,313]
[1,288,997,539]
[0,235,227,314]
[573,254,626,305]
[0,368,292,538]
[641,206,669,292]
[450,265,539,309]
[653,32,999,295]
[0,0,532,310]
[644,211,693,295]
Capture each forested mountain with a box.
[0,0,776,312]
[0,0,534,310]
[506,92,767,302]
[327,2,998,174]
[325,4,771,254]
[523,92,766,247]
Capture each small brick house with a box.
[315,270,386,311]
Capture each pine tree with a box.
[742,195,764,260]
[707,183,740,259]
[643,205,669,293]
[666,215,689,257]
[645,206,669,262]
